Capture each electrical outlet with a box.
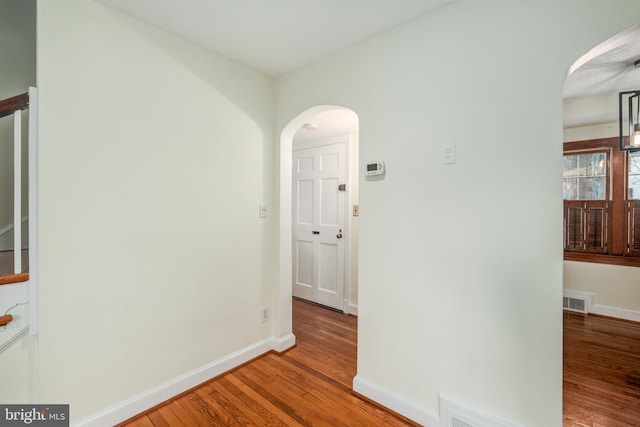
[441,143,456,165]
[260,307,269,323]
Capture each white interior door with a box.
[292,141,346,310]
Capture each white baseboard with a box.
[343,299,358,316]
[271,332,296,353]
[352,374,439,427]
[590,304,640,323]
[73,334,296,427]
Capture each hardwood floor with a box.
[563,311,640,427]
[120,298,415,426]
[121,303,640,426]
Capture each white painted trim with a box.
[292,134,350,151]
[13,110,22,274]
[0,285,29,353]
[0,326,28,353]
[0,223,10,237]
[271,332,296,353]
[343,300,358,316]
[352,374,439,427]
[591,304,640,323]
[344,134,353,314]
[72,336,295,427]
[27,86,39,335]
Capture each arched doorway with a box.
[562,23,640,426]
[277,105,359,337]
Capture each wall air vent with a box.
[563,297,585,313]
[440,394,525,427]
[563,291,593,314]
[452,417,475,427]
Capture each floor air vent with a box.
[563,291,593,314]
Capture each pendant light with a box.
[619,90,640,151]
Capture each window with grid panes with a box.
[563,150,609,254]
[627,151,640,257]
[563,137,640,266]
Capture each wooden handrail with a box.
[0,92,29,119]
[0,273,29,286]
[0,315,13,327]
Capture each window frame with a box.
[563,137,640,267]
[563,148,610,201]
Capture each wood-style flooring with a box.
[121,302,640,426]
[563,311,640,427]
[120,298,415,426]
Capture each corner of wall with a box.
[352,375,439,426]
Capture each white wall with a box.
[0,333,36,403]
[276,1,640,426]
[564,261,640,313]
[564,122,618,141]
[0,0,279,422]
[563,93,618,142]
[563,95,640,317]
[0,0,36,99]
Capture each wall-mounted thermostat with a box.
[365,161,385,176]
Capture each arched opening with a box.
[562,23,640,426]
[277,105,359,340]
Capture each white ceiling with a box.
[293,108,359,144]
[564,23,640,100]
[96,0,457,77]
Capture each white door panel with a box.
[297,155,314,172]
[296,179,314,225]
[292,141,346,310]
[319,243,338,293]
[320,177,339,226]
[296,240,313,287]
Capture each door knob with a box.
[337,229,343,239]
